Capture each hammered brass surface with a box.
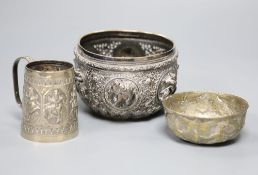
[163,92,249,144]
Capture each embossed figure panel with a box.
[104,78,139,110]
[44,89,67,125]
[23,85,41,123]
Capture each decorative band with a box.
[22,122,78,136]
[24,76,74,86]
[74,46,178,72]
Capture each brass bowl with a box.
[162,92,249,144]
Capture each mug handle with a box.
[12,56,33,107]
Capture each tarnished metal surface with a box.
[163,92,249,144]
[74,30,179,120]
[13,58,78,142]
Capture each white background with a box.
[0,0,258,175]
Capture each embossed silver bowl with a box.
[74,30,178,120]
[163,92,249,144]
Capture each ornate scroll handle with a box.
[12,56,33,108]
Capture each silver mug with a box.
[13,57,78,142]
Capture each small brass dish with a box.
[162,92,249,144]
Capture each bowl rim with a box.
[77,30,176,63]
[162,91,249,120]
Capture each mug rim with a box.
[26,60,74,73]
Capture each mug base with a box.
[21,131,78,143]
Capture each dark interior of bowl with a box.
[27,61,73,72]
[79,31,174,61]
